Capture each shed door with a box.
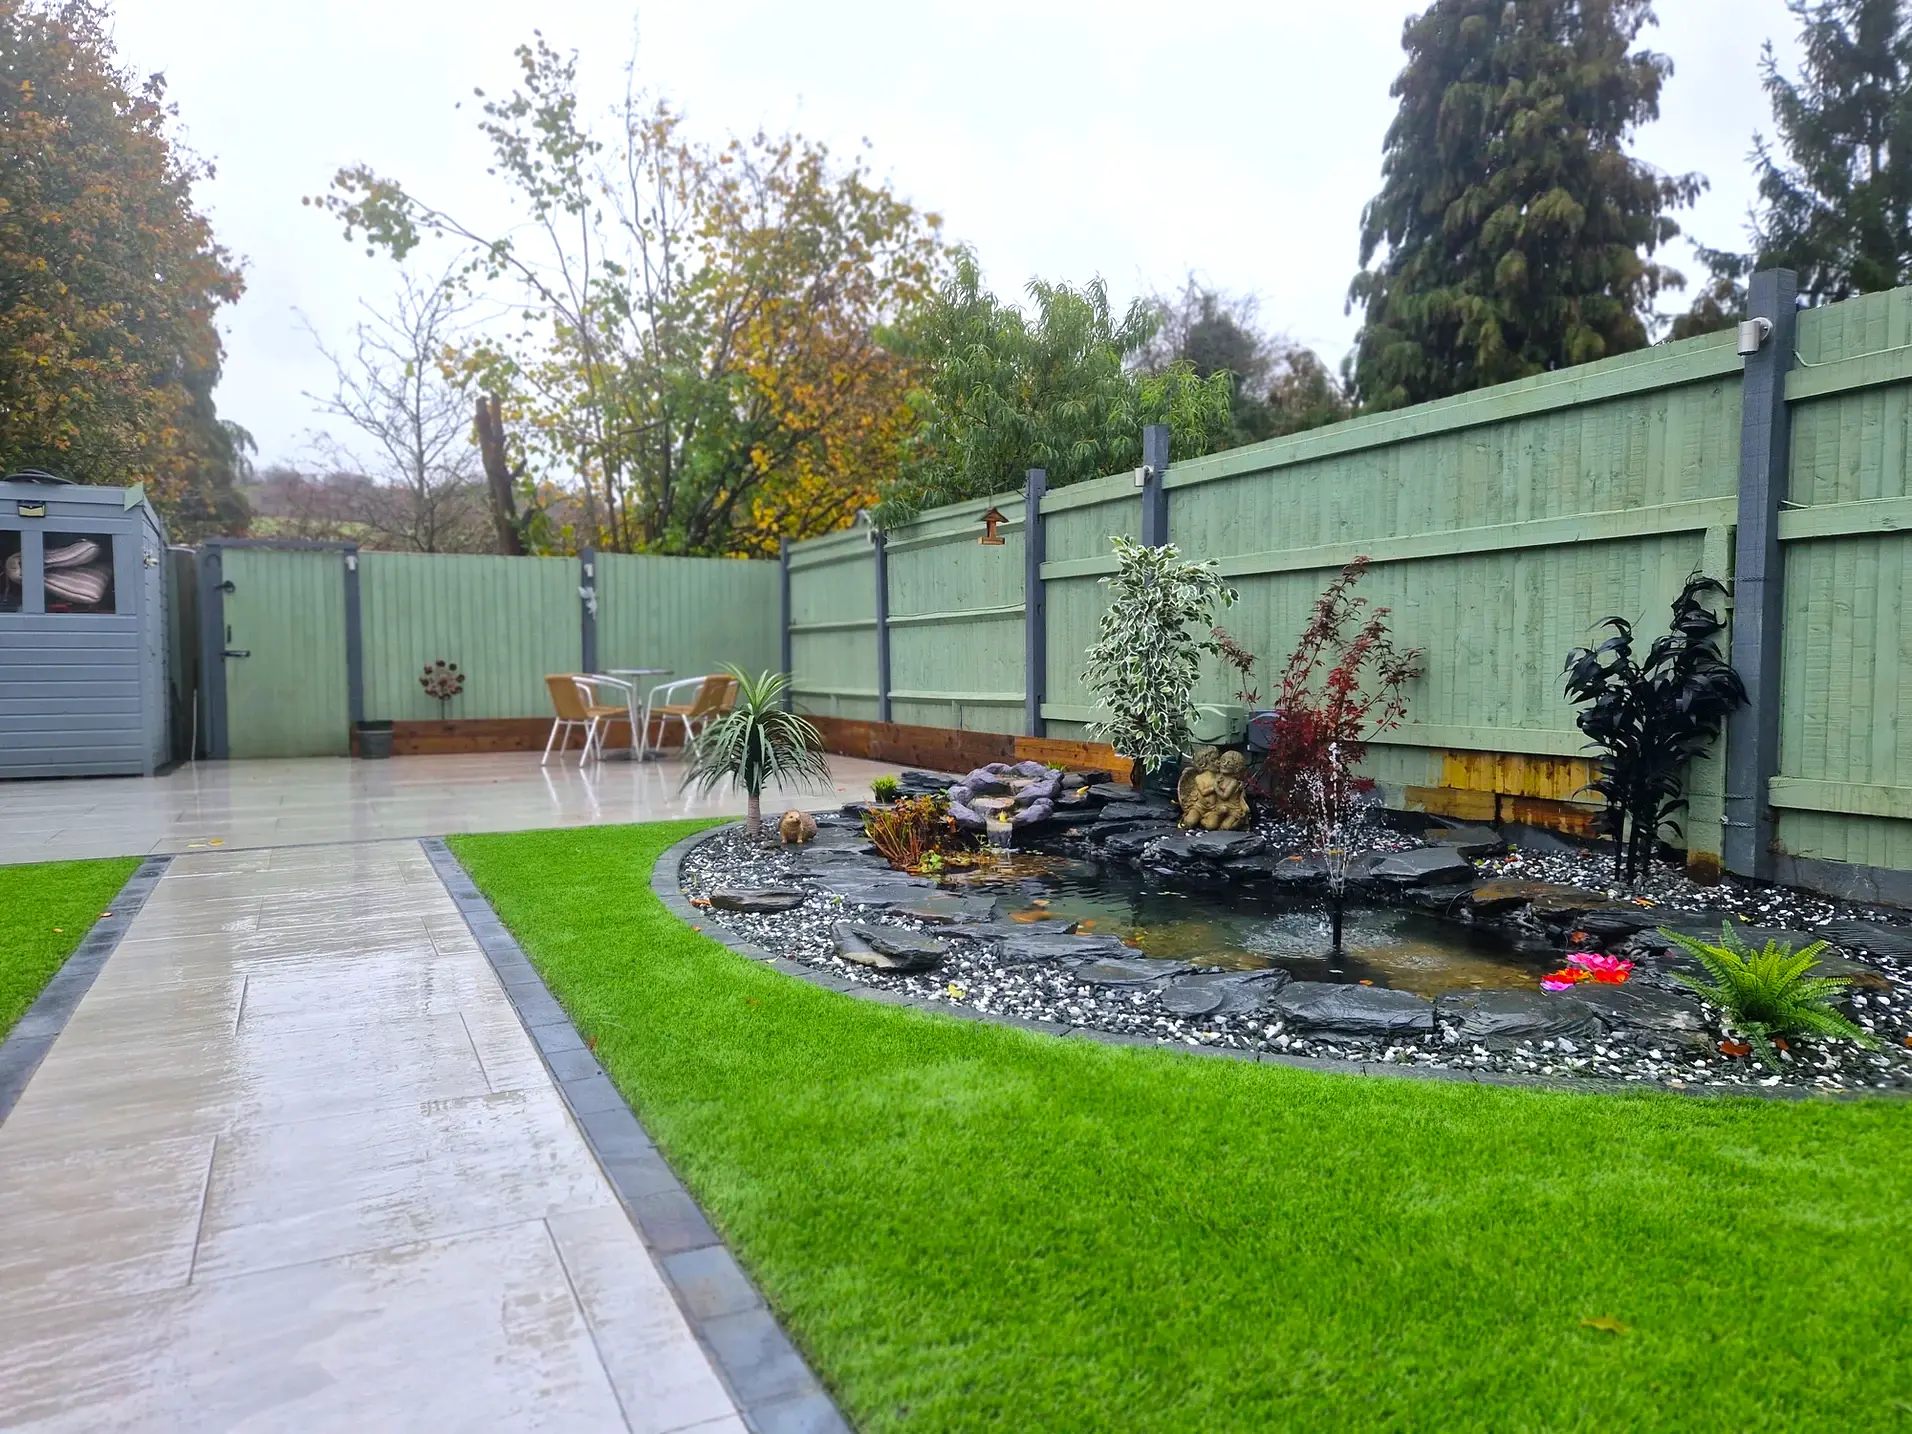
[221,548,349,758]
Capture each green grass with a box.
[450,821,1912,1433]
[0,857,141,1038]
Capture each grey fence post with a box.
[779,539,793,712]
[198,544,228,761]
[1722,267,1799,881]
[579,547,598,675]
[343,546,364,728]
[1024,469,1047,737]
[1141,424,1170,547]
[872,527,892,724]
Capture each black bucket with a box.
[356,720,394,760]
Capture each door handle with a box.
[223,648,251,659]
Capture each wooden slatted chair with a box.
[645,673,739,752]
[541,674,591,765]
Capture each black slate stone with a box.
[1085,783,1141,804]
[813,876,937,909]
[896,770,953,795]
[1568,982,1710,1035]
[964,927,1134,964]
[1369,846,1476,886]
[890,893,998,925]
[1820,918,1912,962]
[1272,981,1435,1036]
[1161,969,1289,1016]
[1097,801,1177,824]
[834,922,947,973]
[1440,989,1599,1045]
[1101,824,1180,857]
[709,887,807,914]
[1076,956,1192,986]
[1574,904,1662,939]
[1424,825,1505,858]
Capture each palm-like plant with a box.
[1660,923,1880,1071]
[683,667,832,840]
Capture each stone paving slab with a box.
[0,839,745,1433]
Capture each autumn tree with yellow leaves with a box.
[0,1,249,538]
[322,37,941,557]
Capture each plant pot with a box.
[1190,703,1248,747]
[356,720,394,760]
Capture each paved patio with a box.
[0,752,898,865]
[0,840,752,1432]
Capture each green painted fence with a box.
[200,547,778,755]
[360,552,580,721]
[783,280,1912,892]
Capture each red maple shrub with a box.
[1256,558,1422,819]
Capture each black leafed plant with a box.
[1563,574,1746,887]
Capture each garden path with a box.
[0,751,899,865]
[0,839,745,1433]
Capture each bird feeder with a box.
[978,506,1006,545]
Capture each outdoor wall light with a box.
[978,506,1006,545]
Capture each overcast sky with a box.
[110,1,1803,471]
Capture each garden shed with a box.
[0,474,172,778]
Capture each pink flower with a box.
[1541,967,1590,991]
[1565,952,1633,984]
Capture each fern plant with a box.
[683,667,831,840]
[1660,923,1879,1071]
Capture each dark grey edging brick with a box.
[0,854,171,1125]
[653,823,1903,1104]
[419,837,851,1434]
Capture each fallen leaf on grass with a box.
[1580,1316,1630,1336]
[51,927,63,934]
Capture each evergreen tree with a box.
[1685,0,1912,324]
[1349,0,1700,411]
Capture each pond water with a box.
[941,854,1557,999]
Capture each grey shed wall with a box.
[0,480,170,778]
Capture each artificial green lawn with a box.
[0,857,141,1038]
[450,821,1912,1433]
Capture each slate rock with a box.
[1466,880,1605,915]
[1568,982,1710,1035]
[1010,799,1055,826]
[1161,969,1289,1016]
[1424,825,1505,858]
[958,923,1129,963]
[1102,824,1181,857]
[708,887,807,914]
[1529,888,1615,921]
[1177,830,1264,861]
[1265,852,1329,885]
[1370,846,1476,886]
[1085,782,1140,803]
[835,922,947,973]
[1097,801,1177,824]
[1573,904,1662,940]
[1272,982,1436,1036]
[1046,804,1106,827]
[896,769,952,794]
[890,892,998,925]
[1810,951,1895,992]
[1440,989,1599,1045]
[960,769,1014,798]
[1076,956,1192,986]
[813,875,938,909]
[1820,918,1912,963]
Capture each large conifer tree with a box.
[1349,0,1700,411]
[1708,1,1912,311]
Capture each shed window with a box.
[42,531,115,614]
[0,531,19,612]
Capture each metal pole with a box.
[1722,268,1798,880]
[1024,469,1047,737]
[1141,424,1171,547]
[342,547,364,728]
[779,538,793,712]
[579,547,598,675]
[872,527,891,724]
